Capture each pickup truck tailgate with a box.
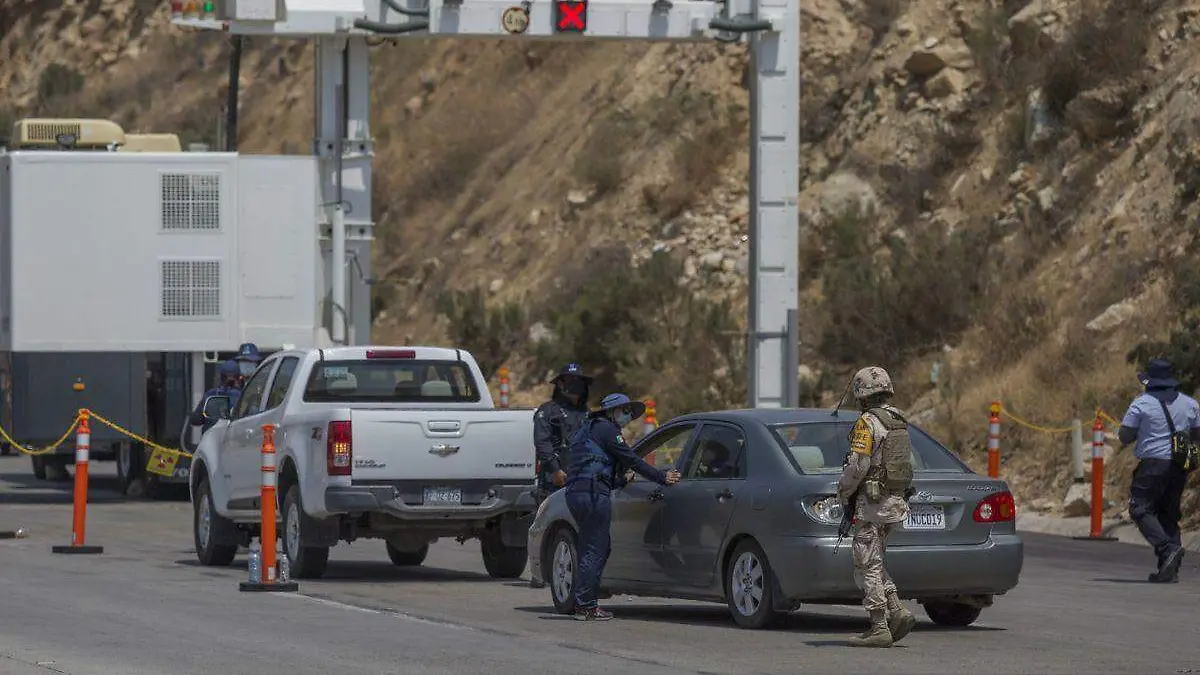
[348,409,535,482]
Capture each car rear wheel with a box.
[548,527,578,615]
[386,542,429,566]
[282,484,330,579]
[725,539,786,629]
[922,601,983,627]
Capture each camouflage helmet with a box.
[852,366,894,400]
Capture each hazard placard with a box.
[146,448,179,477]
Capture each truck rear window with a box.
[303,360,482,403]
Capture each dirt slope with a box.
[3,0,1200,522]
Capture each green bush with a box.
[37,63,84,101]
[435,285,528,379]
[534,246,746,418]
[818,206,997,366]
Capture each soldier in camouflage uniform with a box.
[836,366,917,648]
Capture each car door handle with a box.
[648,490,664,502]
[715,489,734,501]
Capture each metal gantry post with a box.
[746,0,800,409]
[314,35,374,346]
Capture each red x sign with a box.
[554,0,587,32]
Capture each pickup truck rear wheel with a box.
[193,477,237,566]
[480,529,527,579]
[386,542,429,566]
[282,484,330,579]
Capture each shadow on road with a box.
[173,558,497,584]
[514,603,1006,636]
[0,467,127,505]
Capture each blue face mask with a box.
[614,412,633,427]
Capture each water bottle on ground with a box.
[278,547,290,583]
[248,539,262,584]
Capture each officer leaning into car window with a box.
[563,393,680,621]
[836,366,917,648]
[1117,357,1199,583]
[189,359,242,434]
[529,363,593,589]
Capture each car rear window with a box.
[770,420,968,474]
[303,359,481,403]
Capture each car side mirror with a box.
[202,395,230,420]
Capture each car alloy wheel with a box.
[731,551,765,617]
[285,498,301,565]
[197,493,212,550]
[553,537,575,606]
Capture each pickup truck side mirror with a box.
[202,395,231,420]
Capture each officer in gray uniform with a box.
[837,366,916,648]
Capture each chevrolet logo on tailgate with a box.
[429,444,460,457]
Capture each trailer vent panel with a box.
[160,259,221,319]
[160,172,221,231]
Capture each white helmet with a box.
[852,366,894,400]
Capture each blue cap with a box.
[235,343,261,362]
[594,393,646,419]
[553,362,593,383]
[218,360,239,378]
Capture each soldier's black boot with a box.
[886,593,916,643]
[849,610,893,648]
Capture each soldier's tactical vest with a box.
[867,406,914,494]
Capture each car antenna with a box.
[831,373,853,418]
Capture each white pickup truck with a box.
[188,346,537,579]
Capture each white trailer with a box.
[0,118,325,492]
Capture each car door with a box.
[660,422,748,590]
[605,422,699,584]
[223,360,278,504]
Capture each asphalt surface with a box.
[1,453,1198,675]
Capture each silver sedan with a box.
[527,408,1024,628]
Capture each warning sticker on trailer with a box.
[146,448,179,477]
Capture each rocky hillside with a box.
[3,0,1200,524]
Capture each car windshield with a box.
[769,420,968,474]
[303,359,481,403]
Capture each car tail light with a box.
[973,490,1016,523]
[365,348,415,359]
[327,420,352,476]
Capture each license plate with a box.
[904,504,945,530]
[423,487,462,505]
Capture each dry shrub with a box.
[1037,1,1150,116]
[983,288,1053,368]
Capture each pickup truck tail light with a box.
[366,349,415,359]
[972,490,1016,523]
[327,420,352,476]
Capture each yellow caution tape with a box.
[996,404,1077,434]
[84,410,193,478]
[1095,409,1122,429]
[0,413,82,456]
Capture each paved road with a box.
[1,454,1198,674]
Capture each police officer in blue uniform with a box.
[563,393,680,621]
[189,360,243,433]
[529,363,593,589]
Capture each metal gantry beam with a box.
[173,0,800,405]
[745,0,799,409]
[314,35,374,345]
